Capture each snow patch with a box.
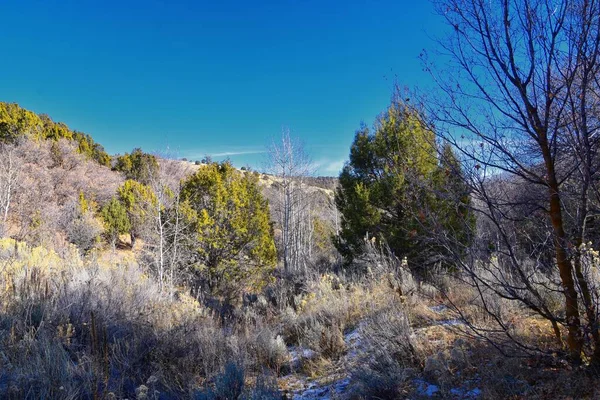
[430,305,449,313]
[414,379,440,397]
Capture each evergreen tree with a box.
[432,143,475,259]
[334,99,472,276]
[180,162,276,297]
[100,197,131,249]
[113,148,159,184]
[117,180,158,248]
[0,102,111,166]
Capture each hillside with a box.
[0,103,338,257]
[0,101,596,400]
[0,102,111,166]
[0,138,122,248]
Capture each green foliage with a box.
[117,180,158,246]
[180,162,276,295]
[334,99,473,275]
[0,102,111,166]
[100,197,131,246]
[432,143,475,255]
[0,103,44,141]
[113,148,159,184]
[72,131,111,166]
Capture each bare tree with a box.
[423,0,600,364]
[0,143,20,237]
[267,129,315,274]
[143,154,195,293]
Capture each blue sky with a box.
[0,0,444,176]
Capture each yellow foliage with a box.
[0,238,206,329]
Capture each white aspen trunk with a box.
[169,192,182,296]
[157,205,165,291]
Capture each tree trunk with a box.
[544,148,583,363]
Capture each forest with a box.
[1,0,600,399]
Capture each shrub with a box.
[199,362,245,400]
[180,161,276,298]
[349,303,421,398]
[250,329,288,373]
[62,196,103,254]
[195,363,280,400]
[0,240,251,398]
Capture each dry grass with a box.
[280,273,399,351]
[0,237,596,399]
[0,238,283,399]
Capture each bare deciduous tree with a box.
[0,144,20,237]
[267,129,315,274]
[143,154,196,293]
[424,0,600,364]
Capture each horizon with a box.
[1,1,445,176]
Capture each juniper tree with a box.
[180,161,276,298]
[100,197,131,250]
[334,97,472,277]
[117,180,158,248]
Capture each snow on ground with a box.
[281,327,361,399]
[282,306,481,399]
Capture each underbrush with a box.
[0,238,595,399]
[0,238,281,399]
[277,269,418,376]
[348,303,421,399]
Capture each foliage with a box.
[431,143,475,261]
[72,131,111,166]
[117,179,158,247]
[180,162,276,296]
[0,103,43,141]
[334,98,473,275]
[113,148,159,184]
[100,196,131,247]
[0,102,111,166]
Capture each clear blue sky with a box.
[0,0,444,176]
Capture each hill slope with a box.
[0,102,111,166]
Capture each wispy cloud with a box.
[210,150,267,157]
[315,158,346,175]
[183,148,266,160]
